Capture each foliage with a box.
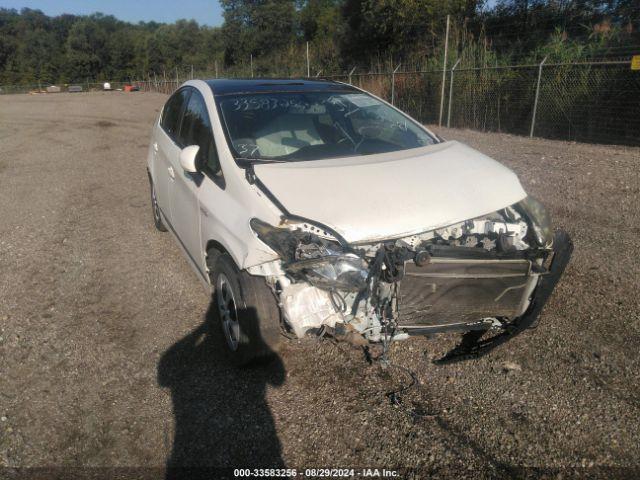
[0,1,637,85]
[0,8,223,84]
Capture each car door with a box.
[154,88,190,227]
[169,87,218,278]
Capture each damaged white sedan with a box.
[147,78,572,365]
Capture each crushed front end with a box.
[248,196,572,361]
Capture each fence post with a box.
[250,54,254,78]
[306,42,310,77]
[348,67,356,85]
[439,14,451,126]
[530,56,548,138]
[447,58,461,128]
[391,64,401,105]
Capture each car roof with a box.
[205,78,358,96]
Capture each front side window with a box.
[215,91,436,162]
[161,89,190,141]
[180,90,221,177]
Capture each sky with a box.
[0,0,224,26]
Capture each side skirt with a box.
[158,207,212,293]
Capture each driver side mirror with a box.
[179,145,200,173]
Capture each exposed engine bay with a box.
[247,196,567,360]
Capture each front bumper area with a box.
[432,229,573,363]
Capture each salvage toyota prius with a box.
[147,79,572,364]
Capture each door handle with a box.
[168,166,175,179]
[153,142,159,152]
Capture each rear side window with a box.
[180,90,221,178]
[161,89,190,141]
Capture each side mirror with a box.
[179,145,200,173]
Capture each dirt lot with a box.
[0,92,639,478]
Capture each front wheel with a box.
[213,253,282,365]
[148,175,167,232]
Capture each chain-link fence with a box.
[323,59,639,146]
[2,59,638,146]
[445,65,540,136]
[535,62,639,144]
[393,71,444,126]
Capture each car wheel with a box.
[148,176,167,232]
[213,253,282,365]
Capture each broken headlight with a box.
[285,254,369,292]
[250,218,302,260]
[250,218,369,292]
[516,196,553,248]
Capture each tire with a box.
[148,175,167,232]
[213,253,282,365]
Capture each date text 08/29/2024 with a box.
[233,468,400,477]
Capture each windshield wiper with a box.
[236,157,288,166]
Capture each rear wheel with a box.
[149,175,167,232]
[213,253,281,365]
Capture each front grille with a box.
[397,258,532,326]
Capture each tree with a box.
[341,0,480,64]
[65,17,108,81]
[220,0,297,68]
[0,2,636,86]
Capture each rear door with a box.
[169,88,218,278]
[154,88,190,226]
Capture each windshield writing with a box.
[216,91,435,162]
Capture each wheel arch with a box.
[205,239,237,276]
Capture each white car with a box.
[147,79,572,365]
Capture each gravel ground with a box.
[0,92,639,478]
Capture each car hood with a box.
[253,141,527,244]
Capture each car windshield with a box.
[215,91,436,162]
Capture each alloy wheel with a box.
[217,273,240,351]
[151,183,161,223]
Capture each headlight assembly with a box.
[285,254,369,292]
[516,196,553,248]
[250,218,301,260]
[250,218,369,291]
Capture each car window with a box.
[215,91,436,162]
[180,89,221,178]
[161,89,190,141]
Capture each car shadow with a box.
[157,298,286,478]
